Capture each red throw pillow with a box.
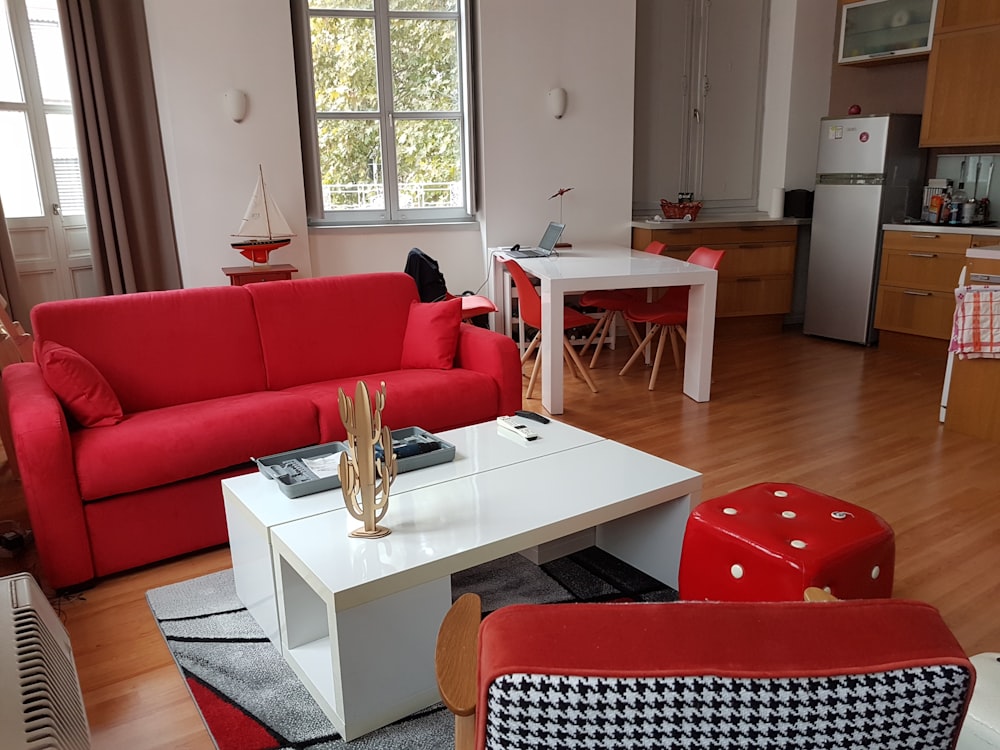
[38,340,124,427]
[400,298,462,369]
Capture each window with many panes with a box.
[0,0,84,220]
[296,0,473,225]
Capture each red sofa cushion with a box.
[72,391,319,500]
[37,341,124,427]
[283,369,501,443]
[30,286,267,413]
[246,273,419,390]
[401,299,462,369]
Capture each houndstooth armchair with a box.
[436,595,975,750]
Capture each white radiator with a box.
[0,573,91,749]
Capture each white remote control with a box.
[496,416,538,441]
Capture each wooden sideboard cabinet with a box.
[970,235,1000,250]
[222,264,297,286]
[631,224,797,325]
[874,230,968,350]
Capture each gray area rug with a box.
[147,547,674,749]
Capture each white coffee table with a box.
[263,424,701,740]
[223,419,605,645]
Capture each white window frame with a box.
[1,0,81,220]
[294,0,475,226]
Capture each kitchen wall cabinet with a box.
[920,13,1000,146]
[934,0,1000,33]
[839,0,936,65]
[631,224,797,322]
[874,229,969,346]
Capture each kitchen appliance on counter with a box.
[803,114,926,345]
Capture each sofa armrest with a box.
[3,363,94,589]
[454,325,522,417]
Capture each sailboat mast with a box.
[259,163,273,240]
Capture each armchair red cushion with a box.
[401,298,462,369]
[37,340,124,427]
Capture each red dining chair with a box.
[504,259,598,398]
[579,240,666,367]
[619,247,724,391]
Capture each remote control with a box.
[515,410,550,424]
[496,416,538,441]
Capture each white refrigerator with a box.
[803,114,926,344]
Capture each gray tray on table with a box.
[255,426,456,498]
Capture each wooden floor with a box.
[2,326,999,749]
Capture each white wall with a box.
[475,0,637,250]
[145,0,311,288]
[144,0,834,292]
[145,0,636,293]
[758,0,838,208]
[308,0,637,293]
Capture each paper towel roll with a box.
[769,188,785,219]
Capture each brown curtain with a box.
[58,0,181,294]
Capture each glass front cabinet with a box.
[839,0,937,64]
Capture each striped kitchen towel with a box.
[950,286,1000,359]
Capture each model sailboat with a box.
[231,165,295,265]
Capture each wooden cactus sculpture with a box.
[338,380,397,538]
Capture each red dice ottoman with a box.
[679,482,894,602]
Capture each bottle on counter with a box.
[950,182,967,225]
[929,193,945,224]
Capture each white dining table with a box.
[491,244,719,415]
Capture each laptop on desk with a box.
[504,222,565,258]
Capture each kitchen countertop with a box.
[967,246,1000,259]
[883,223,1000,237]
[633,211,810,230]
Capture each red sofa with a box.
[2,273,522,590]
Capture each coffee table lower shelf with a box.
[276,566,450,740]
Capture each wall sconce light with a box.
[223,88,248,123]
[547,87,567,119]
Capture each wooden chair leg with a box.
[455,713,475,750]
[521,331,541,366]
[564,348,581,380]
[589,311,616,368]
[619,325,659,375]
[649,326,669,390]
[563,337,598,393]
[579,310,610,357]
[625,319,644,350]
[526,342,542,399]
[667,325,682,370]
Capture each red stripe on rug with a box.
[187,676,282,750]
